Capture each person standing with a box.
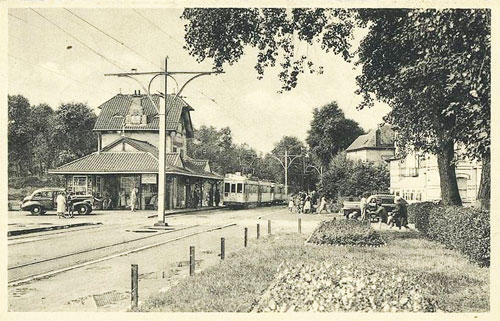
[317,196,328,214]
[304,195,312,214]
[288,194,294,213]
[215,189,220,207]
[118,189,126,209]
[394,197,410,229]
[359,193,368,222]
[56,191,67,219]
[130,186,138,212]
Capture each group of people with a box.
[101,187,139,211]
[288,191,330,214]
[356,192,410,229]
[56,191,74,219]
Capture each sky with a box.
[8,8,391,154]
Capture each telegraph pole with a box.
[105,58,222,226]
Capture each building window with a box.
[95,176,102,197]
[68,176,88,195]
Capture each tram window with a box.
[237,183,243,193]
[231,184,236,193]
[224,183,230,193]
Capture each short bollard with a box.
[257,224,260,239]
[131,264,138,309]
[220,237,225,260]
[244,227,248,247]
[268,220,272,235]
[189,246,195,276]
[298,218,302,234]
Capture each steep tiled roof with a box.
[93,93,193,131]
[49,152,159,173]
[346,125,395,152]
[101,137,159,155]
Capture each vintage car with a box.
[20,188,94,215]
[342,194,400,221]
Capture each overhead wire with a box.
[8,13,27,23]
[30,8,126,72]
[9,54,115,95]
[63,8,164,71]
[132,9,185,49]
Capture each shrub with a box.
[256,262,439,312]
[410,203,490,267]
[308,219,385,246]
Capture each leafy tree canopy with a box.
[306,101,364,166]
[355,9,490,161]
[322,152,390,198]
[181,8,357,92]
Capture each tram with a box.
[223,172,286,208]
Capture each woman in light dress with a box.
[130,186,138,212]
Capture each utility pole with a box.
[105,58,222,226]
[271,150,302,199]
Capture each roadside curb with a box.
[8,222,103,237]
[146,206,225,219]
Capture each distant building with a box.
[49,91,223,210]
[345,124,395,166]
[388,152,482,206]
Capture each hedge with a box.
[408,202,490,267]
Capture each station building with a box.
[48,91,223,210]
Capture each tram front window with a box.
[237,183,243,193]
[231,184,236,193]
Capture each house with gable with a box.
[345,124,396,166]
[49,90,222,210]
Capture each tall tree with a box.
[306,101,364,166]
[181,8,490,207]
[8,95,34,176]
[52,102,97,166]
[30,103,56,176]
[188,125,240,174]
[355,9,490,206]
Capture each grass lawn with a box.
[139,230,489,312]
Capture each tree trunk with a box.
[476,152,490,211]
[436,140,462,206]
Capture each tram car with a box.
[223,172,286,208]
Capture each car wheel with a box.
[76,205,90,215]
[31,205,42,215]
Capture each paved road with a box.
[8,207,330,311]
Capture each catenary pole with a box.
[156,57,168,225]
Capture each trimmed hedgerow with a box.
[308,219,385,247]
[409,203,490,267]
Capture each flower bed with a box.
[256,262,439,312]
[308,219,385,247]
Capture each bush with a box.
[308,219,385,246]
[256,262,439,312]
[409,203,490,267]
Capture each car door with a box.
[39,191,54,210]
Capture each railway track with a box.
[8,207,281,287]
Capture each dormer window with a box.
[125,91,147,125]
